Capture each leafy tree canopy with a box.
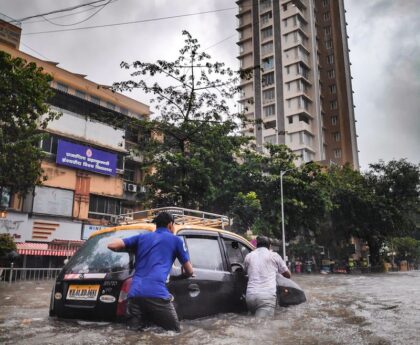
[0,51,59,195]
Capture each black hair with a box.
[256,236,271,249]
[153,212,175,228]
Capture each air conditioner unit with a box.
[127,183,137,193]
[139,186,146,193]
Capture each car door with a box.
[220,235,252,312]
[168,230,235,319]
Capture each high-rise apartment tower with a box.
[237,0,359,168]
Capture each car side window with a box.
[185,237,224,271]
[223,239,252,264]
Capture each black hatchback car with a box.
[50,220,306,320]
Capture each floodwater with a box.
[1,272,419,345]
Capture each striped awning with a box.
[16,242,78,256]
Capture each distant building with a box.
[236,0,359,168]
[0,15,151,267]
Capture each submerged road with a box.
[1,272,419,345]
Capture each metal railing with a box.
[0,267,62,284]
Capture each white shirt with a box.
[244,247,289,296]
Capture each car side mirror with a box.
[231,262,245,273]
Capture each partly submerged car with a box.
[49,208,306,320]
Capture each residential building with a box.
[0,16,151,267]
[236,0,359,168]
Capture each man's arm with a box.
[281,270,291,279]
[107,238,126,252]
[182,261,194,277]
[275,253,291,279]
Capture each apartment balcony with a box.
[281,2,307,21]
[237,17,252,31]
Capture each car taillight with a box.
[116,278,132,317]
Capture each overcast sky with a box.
[1,0,419,170]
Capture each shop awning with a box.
[16,242,79,256]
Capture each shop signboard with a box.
[56,139,117,176]
[82,224,107,240]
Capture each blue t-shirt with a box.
[123,227,189,299]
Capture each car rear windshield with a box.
[64,229,149,274]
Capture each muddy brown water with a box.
[1,272,419,345]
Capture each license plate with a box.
[67,284,100,301]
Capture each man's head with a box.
[256,236,271,249]
[153,212,175,232]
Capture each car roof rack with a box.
[113,207,231,229]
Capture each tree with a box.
[389,237,420,263]
[0,233,16,258]
[0,51,59,195]
[230,191,262,233]
[113,31,250,209]
[328,160,420,267]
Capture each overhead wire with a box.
[15,0,110,22]
[22,7,238,36]
[23,1,116,24]
[41,0,113,27]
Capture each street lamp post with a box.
[280,168,293,261]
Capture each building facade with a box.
[0,17,151,267]
[237,0,359,168]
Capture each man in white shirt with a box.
[244,236,291,317]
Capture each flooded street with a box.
[1,272,419,345]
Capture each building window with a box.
[262,72,275,86]
[89,195,121,219]
[329,84,337,94]
[0,187,11,208]
[325,40,333,49]
[322,0,329,8]
[288,116,293,124]
[297,63,309,79]
[333,132,341,142]
[261,11,272,25]
[56,82,69,93]
[323,12,330,21]
[328,69,335,78]
[75,90,86,99]
[262,56,274,71]
[263,104,276,117]
[107,102,116,110]
[90,95,101,105]
[299,114,310,124]
[120,107,129,116]
[327,54,334,64]
[261,41,273,55]
[264,134,276,144]
[299,131,312,145]
[330,100,338,109]
[298,96,309,110]
[260,0,272,11]
[40,134,59,154]
[324,26,332,36]
[263,88,275,102]
[333,148,342,158]
[261,26,273,39]
[331,115,338,125]
[123,160,136,182]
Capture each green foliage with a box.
[113,31,250,210]
[0,51,60,195]
[0,233,16,258]
[390,237,420,262]
[230,191,262,233]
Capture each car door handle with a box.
[188,284,200,291]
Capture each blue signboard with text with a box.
[56,139,117,176]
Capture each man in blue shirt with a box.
[107,212,193,332]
